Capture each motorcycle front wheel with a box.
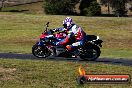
[32,44,51,58]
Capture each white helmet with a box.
[63,17,73,29]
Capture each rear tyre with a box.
[32,44,51,58]
[79,45,100,61]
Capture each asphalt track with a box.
[0,53,132,66]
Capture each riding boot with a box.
[66,46,79,58]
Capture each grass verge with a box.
[0,58,131,88]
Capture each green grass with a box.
[0,12,132,58]
[102,48,132,59]
[0,58,131,88]
[0,12,132,88]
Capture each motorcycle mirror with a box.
[45,22,50,32]
[46,22,49,27]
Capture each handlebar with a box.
[44,22,67,34]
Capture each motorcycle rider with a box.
[54,17,87,54]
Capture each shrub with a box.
[113,9,128,17]
[82,1,101,16]
[79,0,94,15]
[44,0,79,15]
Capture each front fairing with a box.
[40,33,47,39]
[38,30,53,45]
[36,41,44,46]
[40,30,53,39]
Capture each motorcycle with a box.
[32,22,103,61]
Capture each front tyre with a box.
[32,44,51,58]
[79,45,101,61]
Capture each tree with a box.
[79,0,95,15]
[127,0,132,12]
[0,0,5,11]
[100,0,111,14]
[100,0,129,16]
[83,1,101,16]
[111,0,129,17]
[44,0,79,15]
[79,0,101,16]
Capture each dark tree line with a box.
[44,0,101,16]
[0,0,131,16]
[44,0,132,16]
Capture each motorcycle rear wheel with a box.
[32,44,51,58]
[79,45,100,61]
